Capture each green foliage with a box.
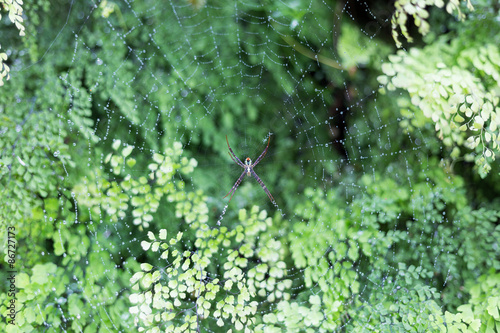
[391,0,473,47]
[1,0,500,332]
[357,159,500,310]
[439,270,500,332]
[0,251,133,332]
[0,0,25,36]
[266,158,497,331]
[278,186,396,331]
[0,67,94,223]
[74,141,198,228]
[0,140,198,332]
[338,21,392,70]
[0,47,9,86]
[129,206,288,332]
[350,269,500,332]
[380,16,500,177]
[118,144,497,332]
[351,264,444,332]
[0,0,25,86]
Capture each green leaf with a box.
[141,263,153,272]
[454,114,465,122]
[122,145,134,157]
[112,139,121,150]
[127,158,137,167]
[487,297,499,319]
[159,229,167,240]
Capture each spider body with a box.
[245,158,252,175]
[224,135,275,204]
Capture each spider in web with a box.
[224,135,275,204]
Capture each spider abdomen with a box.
[245,157,252,175]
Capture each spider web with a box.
[3,0,489,332]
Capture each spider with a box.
[224,135,275,204]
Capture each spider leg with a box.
[224,171,246,203]
[226,135,245,167]
[252,135,271,167]
[251,170,275,203]
[228,152,244,168]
